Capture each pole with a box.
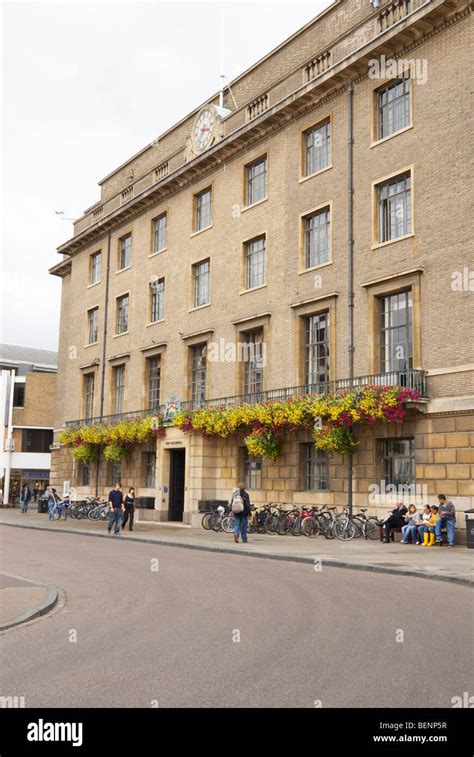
[347,81,355,517]
[4,371,15,505]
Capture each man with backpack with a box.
[230,483,251,544]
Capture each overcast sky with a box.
[1,0,331,351]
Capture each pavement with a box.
[0,507,472,600]
[0,527,472,708]
[0,571,58,631]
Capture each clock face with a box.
[192,108,215,152]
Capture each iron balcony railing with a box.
[64,369,427,428]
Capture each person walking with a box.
[122,487,136,531]
[107,482,124,536]
[230,482,251,544]
[48,488,59,520]
[20,484,31,513]
[435,494,456,547]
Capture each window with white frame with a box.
[87,307,99,344]
[153,214,167,253]
[377,173,412,242]
[150,278,165,322]
[193,260,210,307]
[303,118,330,176]
[245,236,265,290]
[303,207,330,268]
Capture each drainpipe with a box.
[95,229,112,495]
[347,81,355,517]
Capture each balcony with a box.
[64,369,427,428]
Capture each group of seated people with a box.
[379,494,456,546]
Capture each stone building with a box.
[50,0,473,534]
[0,345,58,504]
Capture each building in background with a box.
[0,345,58,505]
[50,0,472,534]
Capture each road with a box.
[0,527,472,708]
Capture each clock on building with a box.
[188,104,231,158]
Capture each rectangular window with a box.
[193,259,210,307]
[87,307,99,344]
[116,294,129,334]
[304,118,330,176]
[143,451,156,488]
[90,251,101,284]
[22,429,53,453]
[194,188,212,231]
[245,236,265,290]
[304,313,330,390]
[110,461,122,486]
[377,172,412,242]
[81,462,90,487]
[119,234,131,270]
[190,344,207,404]
[242,329,264,395]
[304,443,329,491]
[377,74,411,140]
[147,356,161,410]
[303,207,330,268]
[150,278,165,322]
[13,384,25,407]
[84,373,95,420]
[244,452,262,490]
[245,156,267,206]
[153,214,167,253]
[113,365,125,414]
[382,438,415,487]
[380,291,413,373]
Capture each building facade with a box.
[0,345,58,504]
[50,0,473,534]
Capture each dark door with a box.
[169,449,185,521]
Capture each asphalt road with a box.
[1,527,472,708]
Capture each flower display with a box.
[60,414,165,457]
[173,386,420,458]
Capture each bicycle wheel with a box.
[201,512,212,530]
[301,516,319,538]
[351,516,365,539]
[277,516,290,535]
[222,515,235,533]
[334,517,356,541]
[366,517,380,540]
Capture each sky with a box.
[0,0,332,351]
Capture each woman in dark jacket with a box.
[122,487,136,531]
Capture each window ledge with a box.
[113,331,129,338]
[240,284,267,295]
[298,260,332,275]
[370,124,413,148]
[241,197,268,213]
[372,232,415,251]
[149,248,167,258]
[189,303,211,313]
[116,265,132,275]
[191,225,213,238]
[87,281,101,289]
[298,164,332,184]
[84,342,99,348]
[146,319,165,327]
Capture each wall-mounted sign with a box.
[164,440,185,447]
[163,396,181,423]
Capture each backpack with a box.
[231,494,244,514]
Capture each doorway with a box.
[169,449,185,522]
